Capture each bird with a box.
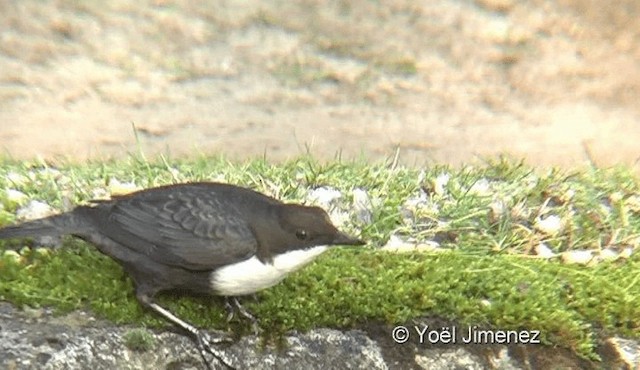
[0,182,365,369]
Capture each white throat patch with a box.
[210,246,328,296]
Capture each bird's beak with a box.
[333,231,366,246]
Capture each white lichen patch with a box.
[561,250,594,265]
[535,215,563,235]
[433,173,450,196]
[307,187,343,209]
[5,189,28,205]
[535,243,556,259]
[352,188,373,225]
[380,234,441,253]
[108,179,140,196]
[16,200,55,221]
[469,178,492,196]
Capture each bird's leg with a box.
[137,293,235,369]
[224,296,260,335]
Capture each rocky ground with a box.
[2,303,638,370]
[0,0,639,168]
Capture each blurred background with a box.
[0,0,639,168]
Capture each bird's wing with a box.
[105,193,258,270]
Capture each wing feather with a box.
[103,192,258,270]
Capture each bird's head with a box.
[276,204,365,249]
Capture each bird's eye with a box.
[295,229,308,240]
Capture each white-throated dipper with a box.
[0,182,365,369]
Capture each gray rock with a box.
[0,303,386,370]
[1,303,638,370]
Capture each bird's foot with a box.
[224,297,261,336]
[142,299,236,369]
[196,330,235,370]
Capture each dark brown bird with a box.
[0,182,365,369]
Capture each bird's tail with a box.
[0,211,91,243]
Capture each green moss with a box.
[123,328,156,352]
[1,155,639,361]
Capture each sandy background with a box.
[1,0,639,169]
